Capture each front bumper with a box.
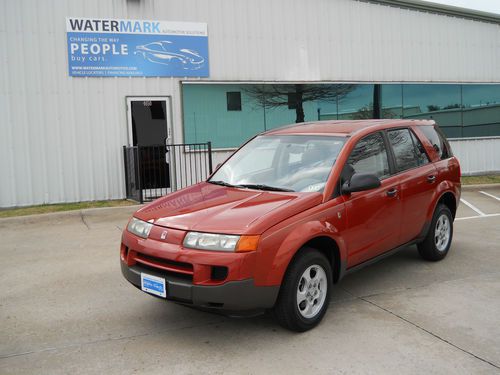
[121,261,279,310]
[120,227,279,311]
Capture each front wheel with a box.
[273,248,332,332]
[418,204,453,261]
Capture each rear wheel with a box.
[418,204,453,261]
[273,248,332,332]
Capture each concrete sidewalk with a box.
[1,200,500,374]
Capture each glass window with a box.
[388,129,419,172]
[434,126,452,158]
[184,83,500,149]
[226,92,242,111]
[338,85,375,120]
[347,132,390,179]
[409,130,430,166]
[402,84,462,138]
[418,125,450,160]
[210,135,345,193]
[462,84,500,137]
[381,84,403,119]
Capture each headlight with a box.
[127,217,153,239]
[183,232,260,252]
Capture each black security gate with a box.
[123,142,213,203]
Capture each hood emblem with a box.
[160,230,168,240]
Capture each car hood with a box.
[134,182,323,234]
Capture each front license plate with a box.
[141,273,166,298]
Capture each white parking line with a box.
[479,191,500,202]
[456,213,500,221]
[460,198,486,216]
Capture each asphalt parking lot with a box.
[1,186,500,374]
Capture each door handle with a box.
[427,175,436,183]
[386,188,398,197]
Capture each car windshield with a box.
[209,135,345,193]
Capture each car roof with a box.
[263,119,436,137]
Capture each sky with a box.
[420,0,500,14]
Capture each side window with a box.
[419,125,451,160]
[347,132,390,179]
[409,130,430,166]
[434,126,452,159]
[387,129,419,172]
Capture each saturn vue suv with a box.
[120,119,461,331]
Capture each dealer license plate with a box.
[141,273,166,298]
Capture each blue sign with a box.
[66,18,209,77]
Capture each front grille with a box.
[135,262,193,283]
[132,252,194,281]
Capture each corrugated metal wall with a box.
[1,0,499,207]
[450,137,500,176]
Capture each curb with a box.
[461,183,500,190]
[0,204,142,225]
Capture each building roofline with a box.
[363,0,500,24]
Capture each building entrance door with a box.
[126,97,172,193]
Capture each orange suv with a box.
[120,120,461,331]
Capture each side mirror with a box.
[342,173,381,194]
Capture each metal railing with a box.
[123,142,212,203]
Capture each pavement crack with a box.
[341,287,500,371]
[80,210,90,230]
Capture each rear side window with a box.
[409,130,430,166]
[347,132,390,179]
[387,129,419,172]
[419,125,452,160]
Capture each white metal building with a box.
[1,0,499,207]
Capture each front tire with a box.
[418,204,453,261]
[273,248,332,332]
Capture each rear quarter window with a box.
[418,125,452,160]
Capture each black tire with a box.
[273,248,332,332]
[418,204,453,261]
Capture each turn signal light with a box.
[236,235,260,252]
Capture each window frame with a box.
[226,91,242,111]
[334,131,394,197]
[385,127,427,174]
[408,128,430,166]
[417,125,453,160]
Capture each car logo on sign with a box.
[160,231,168,240]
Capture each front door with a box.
[341,132,402,268]
[127,97,172,192]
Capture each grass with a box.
[461,175,500,186]
[0,199,136,218]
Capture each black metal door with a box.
[130,100,170,189]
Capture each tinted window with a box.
[409,130,429,166]
[419,125,451,160]
[388,129,419,172]
[226,92,242,111]
[462,85,500,137]
[401,84,462,138]
[347,133,390,179]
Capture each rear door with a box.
[341,131,402,268]
[386,128,437,244]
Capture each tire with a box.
[418,204,453,261]
[273,248,332,332]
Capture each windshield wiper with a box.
[238,184,294,192]
[208,180,242,188]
